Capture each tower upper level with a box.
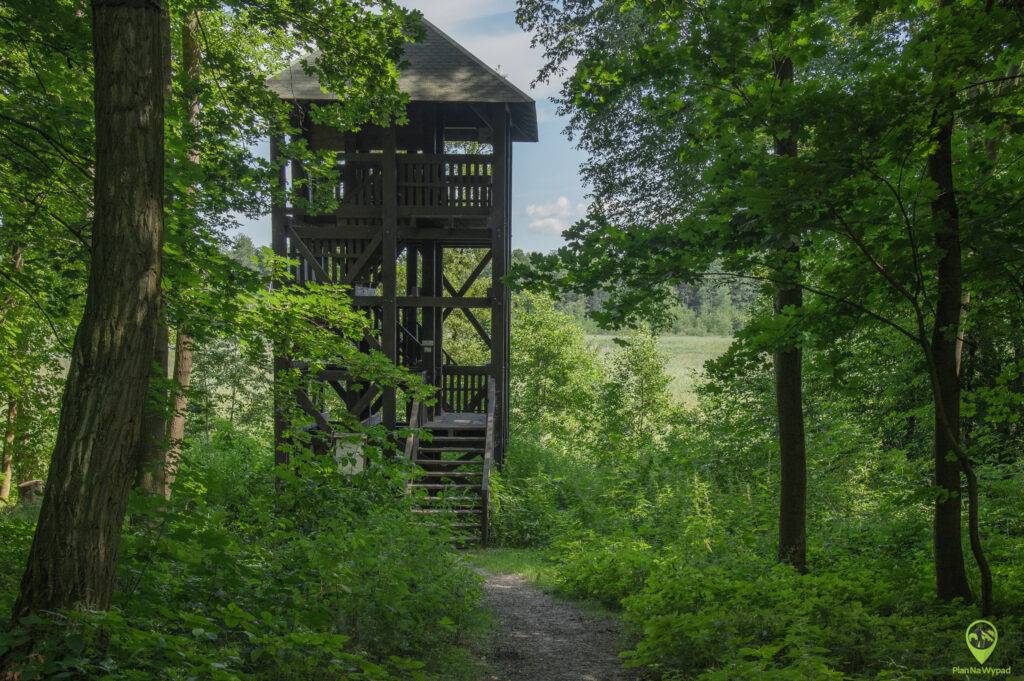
[268,19,537,143]
[268,19,537,231]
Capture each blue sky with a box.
[238,0,586,254]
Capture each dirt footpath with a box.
[476,570,639,681]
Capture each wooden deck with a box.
[423,411,486,430]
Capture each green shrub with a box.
[554,534,652,608]
[0,423,485,680]
[622,549,1023,680]
[0,505,35,616]
[490,468,561,548]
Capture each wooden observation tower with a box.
[267,20,537,542]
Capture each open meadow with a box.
[586,334,733,405]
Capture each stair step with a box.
[408,483,482,490]
[423,438,485,446]
[412,508,481,515]
[414,459,484,466]
[421,521,483,528]
[419,446,485,454]
[416,471,482,478]
[423,434,484,441]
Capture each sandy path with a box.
[476,571,639,681]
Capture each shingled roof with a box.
[267,19,538,143]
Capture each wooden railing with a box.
[398,154,492,212]
[337,156,384,207]
[323,153,493,216]
[404,399,424,461]
[481,378,495,547]
[440,365,488,413]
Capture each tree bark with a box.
[927,114,974,603]
[159,11,201,499]
[772,56,807,573]
[774,272,806,571]
[135,321,169,492]
[132,0,174,498]
[1,245,23,504]
[1,398,15,503]
[10,0,165,620]
[163,329,192,497]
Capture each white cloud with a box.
[526,196,587,234]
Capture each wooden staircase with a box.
[405,380,494,545]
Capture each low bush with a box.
[554,533,652,608]
[622,549,1023,680]
[492,304,1024,679]
[0,421,485,680]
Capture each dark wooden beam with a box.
[291,118,308,219]
[441,275,493,347]
[343,233,382,285]
[296,388,331,432]
[442,251,491,321]
[421,241,438,414]
[351,384,379,419]
[271,134,290,466]
[359,329,381,353]
[404,244,419,365]
[433,246,444,402]
[381,124,398,429]
[326,379,349,403]
[490,104,510,465]
[352,295,490,308]
[292,223,376,240]
[292,222,491,245]
[286,223,332,283]
[460,308,492,348]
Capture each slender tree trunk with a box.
[160,11,202,499]
[136,321,169,492]
[927,106,974,604]
[133,0,173,497]
[1,398,15,503]
[10,0,165,620]
[772,56,807,573]
[1,245,23,504]
[775,272,806,571]
[163,330,192,497]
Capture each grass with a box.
[586,334,733,405]
[462,548,623,621]
[462,547,559,590]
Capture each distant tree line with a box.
[513,249,756,336]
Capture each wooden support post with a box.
[490,105,510,466]
[271,134,290,466]
[291,107,308,218]
[382,125,398,430]
[420,241,437,418]
[433,245,444,384]
[404,244,418,369]
[504,123,513,460]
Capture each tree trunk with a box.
[1,398,15,503]
[1,245,23,504]
[159,11,201,499]
[163,330,193,497]
[10,0,165,620]
[772,56,807,573]
[927,114,974,603]
[136,321,169,492]
[775,275,806,571]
